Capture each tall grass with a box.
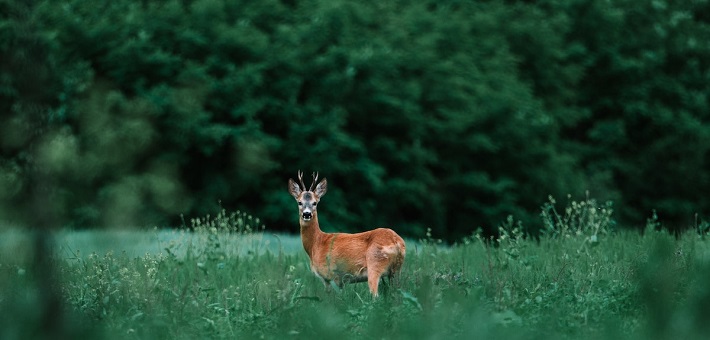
[1,198,709,339]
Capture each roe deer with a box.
[288,171,406,297]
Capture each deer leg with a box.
[366,266,382,297]
[387,250,404,290]
[366,251,390,297]
[388,266,401,289]
[379,273,391,296]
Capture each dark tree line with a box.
[1,0,709,240]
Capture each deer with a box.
[288,171,406,297]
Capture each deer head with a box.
[288,171,327,222]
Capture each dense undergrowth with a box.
[1,197,709,339]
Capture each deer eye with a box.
[313,202,318,206]
[298,202,303,206]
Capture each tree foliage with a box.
[1,0,708,239]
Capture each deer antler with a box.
[297,170,306,191]
[309,172,319,191]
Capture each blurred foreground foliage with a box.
[1,200,709,339]
[1,0,709,239]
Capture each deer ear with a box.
[314,178,327,197]
[288,179,302,199]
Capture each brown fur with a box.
[289,173,406,297]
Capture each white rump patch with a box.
[381,244,399,255]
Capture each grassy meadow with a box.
[2,199,710,340]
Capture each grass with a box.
[1,200,710,339]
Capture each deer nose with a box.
[302,212,313,220]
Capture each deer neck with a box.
[300,216,324,258]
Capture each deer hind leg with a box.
[366,248,393,297]
[386,240,406,289]
[378,258,402,296]
[388,253,405,288]
[372,241,406,296]
[366,264,385,297]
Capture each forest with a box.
[1,0,709,240]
